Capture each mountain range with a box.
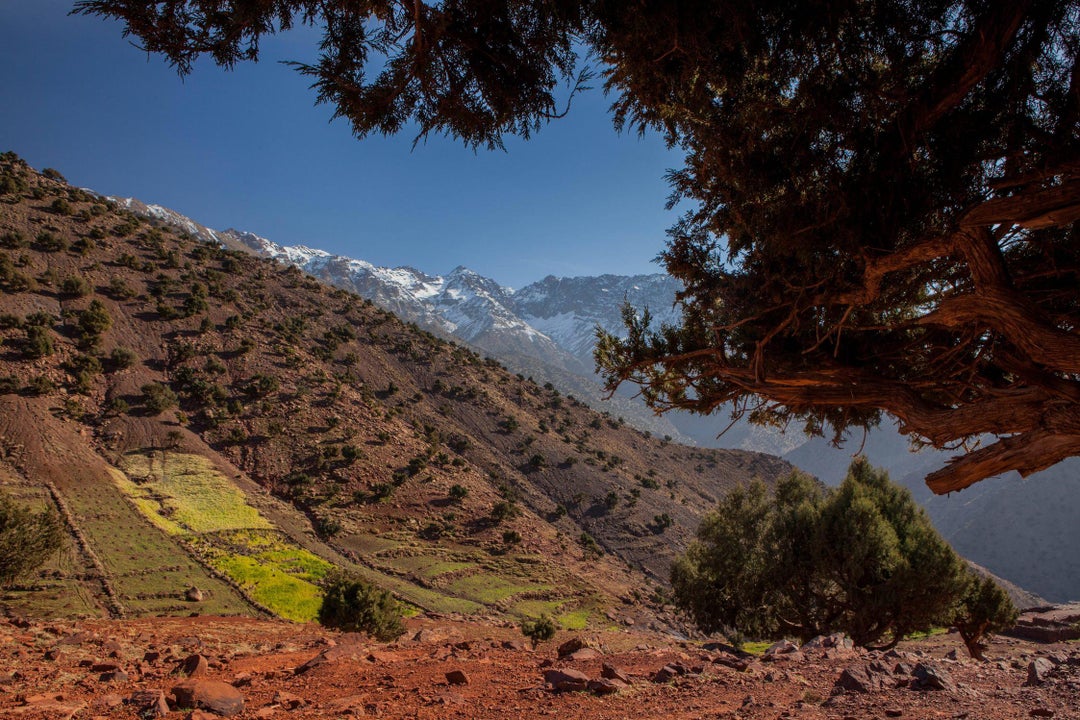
[108,195,1080,604]
[2,156,799,628]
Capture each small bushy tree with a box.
[672,459,1011,653]
[141,382,178,414]
[318,572,405,641]
[953,574,1019,661]
[521,615,557,648]
[0,491,63,587]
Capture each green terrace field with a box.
[115,451,329,621]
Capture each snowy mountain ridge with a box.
[111,197,681,377]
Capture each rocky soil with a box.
[1,615,1077,720]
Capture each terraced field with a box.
[115,451,329,621]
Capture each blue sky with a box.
[0,1,681,288]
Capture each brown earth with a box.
[0,615,1077,720]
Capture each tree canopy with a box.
[670,459,1017,653]
[76,1,1080,493]
[0,490,63,587]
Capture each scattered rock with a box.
[556,637,591,659]
[130,689,169,718]
[567,647,602,661]
[587,678,625,695]
[1029,709,1055,718]
[179,654,209,677]
[92,694,123,710]
[543,668,590,692]
[190,710,217,720]
[885,710,903,717]
[835,664,892,694]
[653,664,688,683]
[445,670,469,686]
[171,680,245,717]
[1025,658,1054,686]
[764,640,800,656]
[99,669,129,683]
[294,645,368,674]
[911,663,956,692]
[271,691,306,709]
[185,587,205,602]
[600,664,631,684]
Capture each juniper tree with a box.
[671,459,1016,652]
[0,491,63,587]
[77,1,1080,493]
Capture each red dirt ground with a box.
[0,615,1077,719]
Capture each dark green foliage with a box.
[106,277,136,299]
[141,382,178,414]
[671,459,975,648]
[448,484,469,501]
[521,614,557,647]
[40,168,66,182]
[34,231,66,253]
[77,300,113,340]
[0,490,63,587]
[104,396,130,415]
[318,572,405,641]
[0,231,27,249]
[49,198,72,215]
[578,532,602,558]
[59,276,92,297]
[953,574,1018,660]
[489,500,520,523]
[651,513,673,533]
[502,529,522,545]
[66,353,102,378]
[26,375,55,396]
[109,347,137,371]
[23,325,54,359]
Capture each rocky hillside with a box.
[110,192,1080,603]
[0,154,792,627]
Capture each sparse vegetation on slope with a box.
[0,153,792,630]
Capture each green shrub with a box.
[0,231,26,249]
[77,300,112,340]
[109,347,137,371]
[104,396,130,415]
[49,198,71,215]
[490,500,520,524]
[521,615,557,647]
[141,383,178,414]
[59,276,91,297]
[23,325,54,359]
[952,574,1018,660]
[0,490,63,587]
[35,231,67,253]
[26,375,55,396]
[318,572,405,641]
[671,459,980,649]
[106,277,136,299]
[448,484,469,501]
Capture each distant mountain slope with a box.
[1,155,794,627]
[104,192,1080,603]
